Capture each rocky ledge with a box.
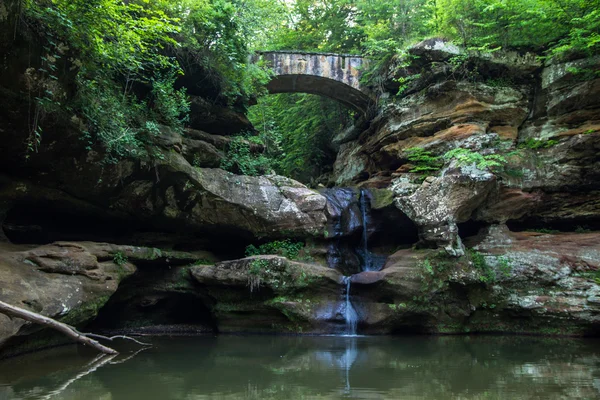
[352,226,600,336]
[0,241,206,357]
[191,256,344,333]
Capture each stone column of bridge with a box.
[252,51,374,114]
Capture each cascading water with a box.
[358,189,373,271]
[321,188,384,335]
[342,276,358,336]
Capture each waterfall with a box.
[343,276,358,336]
[358,189,373,272]
[321,188,385,335]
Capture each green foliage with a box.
[422,259,435,276]
[405,148,443,173]
[77,77,146,161]
[112,251,128,266]
[403,147,508,175]
[159,0,276,104]
[497,256,513,278]
[23,0,187,161]
[245,240,305,260]
[150,75,190,129]
[249,259,270,276]
[435,0,600,56]
[396,73,422,96]
[468,249,496,283]
[262,0,600,80]
[247,93,350,183]
[518,138,559,149]
[220,135,273,176]
[22,0,277,162]
[443,148,507,170]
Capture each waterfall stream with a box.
[343,276,358,336]
[321,187,380,335]
[358,189,373,271]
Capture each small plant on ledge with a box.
[405,148,443,173]
[245,239,304,260]
[443,148,507,171]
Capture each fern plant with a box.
[443,148,507,170]
[405,148,443,173]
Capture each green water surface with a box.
[1,335,599,399]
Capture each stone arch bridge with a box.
[252,51,374,114]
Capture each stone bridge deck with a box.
[252,51,374,113]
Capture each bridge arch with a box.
[252,51,374,114]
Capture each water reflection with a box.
[1,335,600,399]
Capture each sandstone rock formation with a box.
[352,226,600,335]
[0,241,214,356]
[191,256,344,333]
[332,39,600,257]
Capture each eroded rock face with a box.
[0,145,327,244]
[392,165,496,256]
[351,226,600,335]
[332,40,600,257]
[0,241,214,357]
[0,242,135,355]
[191,256,344,333]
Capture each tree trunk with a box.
[0,300,118,355]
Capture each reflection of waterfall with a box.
[314,337,358,394]
[343,276,358,336]
[343,338,357,393]
[339,338,358,393]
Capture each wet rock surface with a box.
[352,226,600,335]
[0,241,213,357]
[191,256,345,333]
[1,27,600,349]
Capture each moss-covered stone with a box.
[369,188,395,210]
[190,256,343,334]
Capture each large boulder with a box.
[351,225,600,335]
[191,256,344,333]
[1,148,328,244]
[0,242,135,356]
[392,164,496,256]
[0,241,213,357]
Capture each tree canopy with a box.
[20,0,600,178]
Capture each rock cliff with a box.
[1,29,599,355]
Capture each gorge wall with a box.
[1,2,599,358]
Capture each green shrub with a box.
[245,239,304,260]
[112,251,128,266]
[220,136,273,176]
[468,249,496,283]
[150,75,190,129]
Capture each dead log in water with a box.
[0,299,119,354]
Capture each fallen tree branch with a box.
[0,299,118,355]
[83,333,152,347]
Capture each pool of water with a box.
[1,335,600,399]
